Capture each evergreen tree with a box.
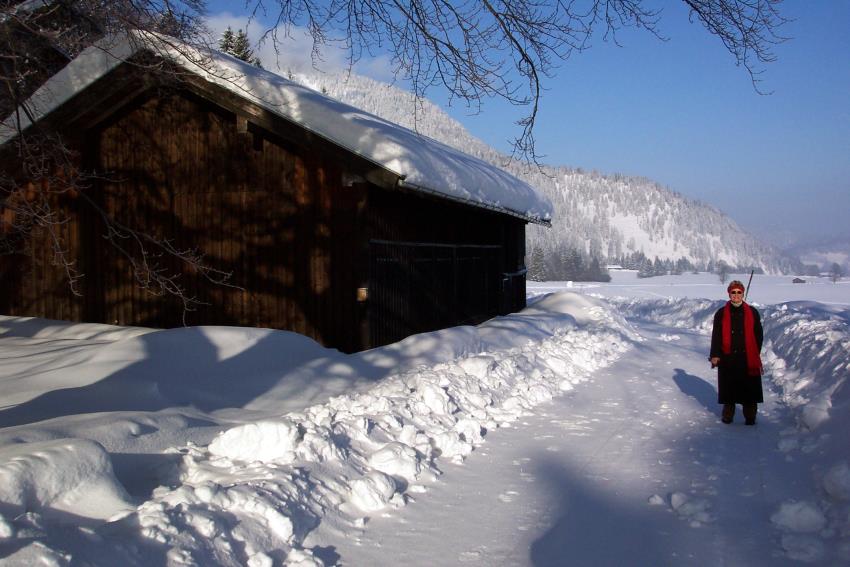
[563,247,584,281]
[232,29,256,64]
[219,27,235,53]
[674,257,693,275]
[830,263,843,283]
[219,27,262,67]
[637,258,654,278]
[716,261,730,284]
[584,255,611,282]
[528,246,547,281]
[626,251,647,271]
[546,247,564,281]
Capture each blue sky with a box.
[206,1,850,245]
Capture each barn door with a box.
[368,240,504,347]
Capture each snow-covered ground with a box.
[0,272,848,565]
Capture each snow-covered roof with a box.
[0,31,553,225]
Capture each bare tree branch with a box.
[243,0,784,160]
[1,0,238,322]
[683,0,788,94]
[1,1,791,160]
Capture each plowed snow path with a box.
[310,319,807,566]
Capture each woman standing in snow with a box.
[709,280,764,425]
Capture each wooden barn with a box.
[0,32,552,353]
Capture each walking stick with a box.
[744,269,754,302]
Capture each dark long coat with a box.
[710,303,764,404]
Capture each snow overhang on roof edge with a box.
[0,30,553,226]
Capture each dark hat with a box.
[727,280,745,293]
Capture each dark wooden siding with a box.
[2,87,369,352]
[0,175,86,322]
[368,240,506,346]
[89,90,370,351]
[366,186,527,346]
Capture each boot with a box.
[743,404,757,425]
[721,404,735,424]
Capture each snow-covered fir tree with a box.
[219,27,262,67]
[528,246,547,281]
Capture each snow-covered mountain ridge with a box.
[291,69,790,273]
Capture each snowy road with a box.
[314,318,806,566]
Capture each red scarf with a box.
[721,301,762,376]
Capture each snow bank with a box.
[0,439,133,520]
[77,292,634,564]
[761,302,850,431]
[208,420,301,463]
[605,295,720,333]
[0,314,154,341]
[0,292,636,564]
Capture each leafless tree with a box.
[1,0,233,319]
[830,262,843,284]
[246,0,788,159]
[1,0,788,318]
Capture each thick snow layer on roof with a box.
[0,31,552,224]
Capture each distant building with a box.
[792,278,806,284]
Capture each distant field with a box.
[528,271,850,306]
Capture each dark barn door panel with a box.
[368,240,504,347]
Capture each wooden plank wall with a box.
[0,178,85,322]
[3,89,367,352]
